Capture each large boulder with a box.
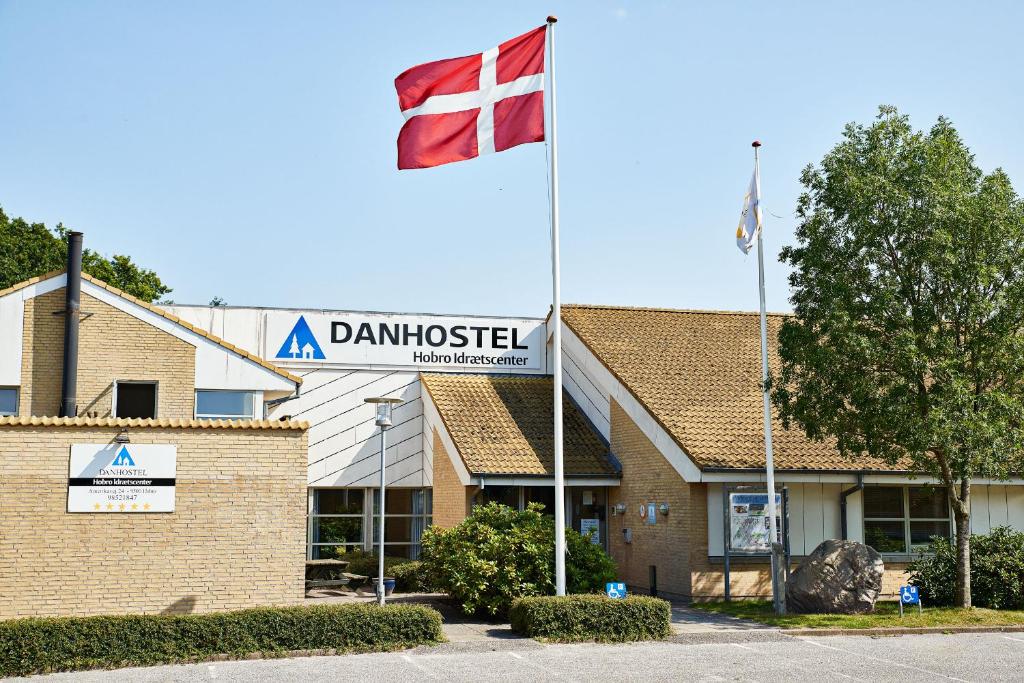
[785,539,884,614]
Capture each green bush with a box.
[909,526,1024,608]
[420,503,617,617]
[0,603,443,678]
[391,561,432,592]
[509,595,671,642]
[333,551,424,592]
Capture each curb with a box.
[781,624,1024,637]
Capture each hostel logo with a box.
[111,446,136,467]
[275,315,326,360]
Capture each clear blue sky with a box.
[2,1,1022,316]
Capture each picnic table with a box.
[304,559,351,590]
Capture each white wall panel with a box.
[1007,487,1024,529]
[971,485,992,534]
[786,484,805,555]
[846,490,864,543]
[821,484,843,541]
[801,483,826,554]
[707,483,724,555]
[989,485,1009,528]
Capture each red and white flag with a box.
[395,26,546,169]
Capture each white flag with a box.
[735,167,762,254]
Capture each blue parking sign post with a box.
[899,585,922,617]
[606,582,627,599]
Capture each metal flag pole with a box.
[547,15,566,597]
[752,140,784,615]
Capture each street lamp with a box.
[365,395,402,606]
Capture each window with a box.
[0,387,17,416]
[372,488,433,559]
[195,391,255,420]
[114,382,157,419]
[863,485,951,555]
[309,489,364,560]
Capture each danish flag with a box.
[395,26,546,169]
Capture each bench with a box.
[305,559,351,590]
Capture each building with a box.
[5,262,1024,617]
[166,300,1024,600]
[0,267,308,618]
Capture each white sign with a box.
[580,518,601,544]
[265,311,544,371]
[728,492,782,552]
[68,444,177,513]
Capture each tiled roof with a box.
[561,304,903,472]
[0,416,308,430]
[0,270,301,386]
[421,373,619,477]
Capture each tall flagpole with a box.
[753,140,783,614]
[547,15,566,597]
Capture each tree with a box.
[772,106,1024,608]
[0,207,171,302]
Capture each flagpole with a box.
[547,15,566,597]
[753,140,783,615]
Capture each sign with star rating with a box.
[68,444,176,513]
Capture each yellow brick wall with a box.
[21,288,195,419]
[607,400,693,599]
[0,424,308,619]
[431,428,471,528]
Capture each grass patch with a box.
[692,600,1024,629]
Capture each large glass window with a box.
[372,488,432,559]
[0,388,17,416]
[863,485,950,554]
[195,390,255,420]
[309,489,364,560]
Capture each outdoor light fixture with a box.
[364,396,403,606]
[659,503,670,515]
[613,502,627,515]
[114,429,130,444]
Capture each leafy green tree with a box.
[0,207,170,302]
[772,107,1024,608]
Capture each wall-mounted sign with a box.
[580,518,600,544]
[643,502,657,525]
[68,444,176,513]
[728,492,782,552]
[266,311,544,371]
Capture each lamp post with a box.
[365,396,403,606]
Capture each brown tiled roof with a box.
[561,304,903,472]
[421,373,619,477]
[0,270,300,386]
[0,416,308,430]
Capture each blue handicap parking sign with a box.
[606,582,627,599]
[900,586,920,604]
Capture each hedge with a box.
[509,595,671,642]
[0,603,443,677]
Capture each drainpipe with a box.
[59,232,83,418]
[839,473,864,540]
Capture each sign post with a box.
[899,585,922,617]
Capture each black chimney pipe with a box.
[59,232,83,418]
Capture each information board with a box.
[580,518,600,544]
[728,492,783,552]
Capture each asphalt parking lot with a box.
[18,632,1024,682]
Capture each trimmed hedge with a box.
[509,595,671,642]
[0,603,443,677]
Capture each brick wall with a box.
[607,400,693,599]
[431,428,471,528]
[0,423,308,619]
[21,288,195,419]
